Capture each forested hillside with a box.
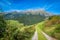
[4,10,50,25]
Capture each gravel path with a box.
[32,30,56,40]
[41,31,56,40]
[32,30,38,40]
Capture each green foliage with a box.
[43,15,60,40]
[0,20,35,40]
[45,15,60,27]
[0,14,6,38]
[4,20,23,40]
[14,26,35,40]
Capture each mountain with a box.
[4,9,52,25]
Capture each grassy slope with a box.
[42,16,60,40]
[36,22,47,40]
[43,25,56,36]
[43,24,60,40]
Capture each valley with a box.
[0,10,60,40]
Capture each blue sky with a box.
[0,0,60,14]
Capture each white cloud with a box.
[5,9,24,12]
[46,4,54,10]
[5,8,46,12]
[0,0,12,7]
[42,3,54,10]
[7,1,11,5]
[2,0,12,5]
[6,0,11,5]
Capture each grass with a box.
[43,24,58,36]
[36,22,47,40]
[43,24,60,40]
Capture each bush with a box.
[14,26,35,40]
[0,14,6,38]
[0,20,35,40]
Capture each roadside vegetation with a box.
[43,15,60,40]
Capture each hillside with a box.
[43,15,60,40]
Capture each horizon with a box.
[0,0,60,15]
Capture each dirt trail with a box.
[32,30,56,40]
[41,31,56,40]
[32,30,38,40]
